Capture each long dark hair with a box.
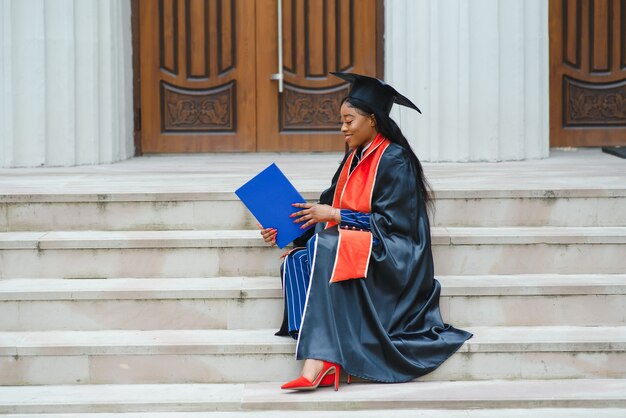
[342,97,434,216]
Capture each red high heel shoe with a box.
[319,372,335,387]
[281,361,341,391]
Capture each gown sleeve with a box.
[369,145,433,295]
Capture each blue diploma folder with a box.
[235,163,312,249]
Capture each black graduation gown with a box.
[294,142,472,382]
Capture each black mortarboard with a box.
[331,72,421,115]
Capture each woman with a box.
[260,72,472,391]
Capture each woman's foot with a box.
[301,358,324,382]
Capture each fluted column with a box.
[385,0,549,162]
[0,0,134,168]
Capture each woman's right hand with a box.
[257,224,277,246]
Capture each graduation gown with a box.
[293,134,472,382]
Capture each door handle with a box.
[270,0,284,93]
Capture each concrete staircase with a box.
[1,157,626,416]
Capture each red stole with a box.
[327,134,390,283]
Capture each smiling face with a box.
[340,101,378,150]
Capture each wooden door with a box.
[256,0,379,151]
[550,0,626,147]
[139,0,257,152]
[139,0,380,152]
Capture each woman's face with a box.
[340,102,378,149]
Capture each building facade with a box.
[1,0,624,167]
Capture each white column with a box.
[0,0,134,168]
[385,0,549,162]
[0,0,14,168]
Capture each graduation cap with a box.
[331,72,421,115]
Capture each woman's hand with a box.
[290,203,340,229]
[257,224,277,246]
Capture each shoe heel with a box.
[347,374,352,384]
[334,365,341,391]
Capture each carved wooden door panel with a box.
[140,0,256,152]
[256,0,379,151]
[550,0,626,146]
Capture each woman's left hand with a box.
[290,203,339,229]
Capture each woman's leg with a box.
[281,232,344,389]
[281,248,310,335]
[296,233,335,381]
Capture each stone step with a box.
[4,411,626,418]
[2,189,625,232]
[0,227,624,278]
[1,326,625,385]
[1,275,625,330]
[1,379,625,414]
